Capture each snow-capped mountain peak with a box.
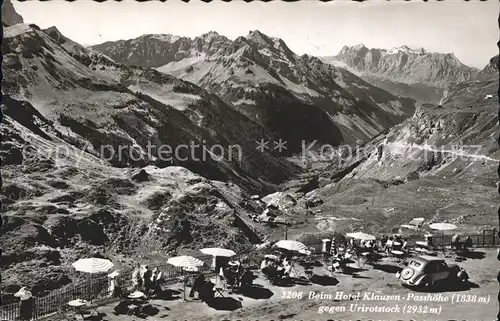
[385,45,426,55]
[200,31,220,41]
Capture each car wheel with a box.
[400,269,414,280]
[424,278,435,288]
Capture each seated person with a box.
[401,240,409,252]
[260,259,270,274]
[451,234,462,250]
[276,265,286,279]
[199,280,215,303]
[239,269,254,289]
[189,273,206,298]
[464,236,473,250]
[266,262,280,279]
[282,260,292,277]
[380,235,388,248]
[424,235,434,248]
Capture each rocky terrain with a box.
[322,44,480,104]
[0,22,296,301]
[92,31,416,146]
[0,2,498,311]
[274,54,499,238]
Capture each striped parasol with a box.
[167,255,204,268]
[72,258,114,274]
[274,240,308,252]
[167,256,204,301]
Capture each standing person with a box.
[143,265,153,295]
[385,236,394,253]
[15,287,34,321]
[464,236,473,250]
[150,268,159,294]
[108,271,123,298]
[380,235,388,248]
[331,239,338,255]
[190,272,206,298]
[131,264,142,291]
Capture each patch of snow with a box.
[233,99,256,106]
[350,82,370,90]
[376,100,405,116]
[4,23,33,38]
[258,48,273,57]
[385,45,425,55]
[279,75,320,97]
[128,84,200,111]
[150,34,180,43]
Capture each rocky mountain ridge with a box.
[321,44,480,104]
[1,0,23,27]
[279,66,499,237]
[91,31,417,146]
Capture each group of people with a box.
[380,235,408,253]
[188,260,254,301]
[260,253,293,283]
[219,260,254,293]
[131,264,163,297]
[451,234,473,251]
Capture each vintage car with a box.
[396,255,468,287]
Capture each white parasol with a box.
[72,258,114,302]
[200,248,236,258]
[429,223,457,250]
[346,232,376,241]
[274,240,307,253]
[72,258,114,274]
[429,223,457,231]
[167,255,204,268]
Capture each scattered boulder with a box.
[305,197,324,208]
[0,145,23,165]
[131,169,150,182]
[297,176,319,194]
[46,180,70,189]
[143,191,173,211]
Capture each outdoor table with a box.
[415,241,427,247]
[128,291,146,300]
[391,250,405,262]
[126,291,148,315]
[68,299,99,320]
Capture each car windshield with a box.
[409,260,422,268]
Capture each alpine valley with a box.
[0,1,498,309]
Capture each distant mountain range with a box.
[91,31,416,146]
[321,44,481,104]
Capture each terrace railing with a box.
[0,254,214,320]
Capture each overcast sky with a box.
[14,0,499,68]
